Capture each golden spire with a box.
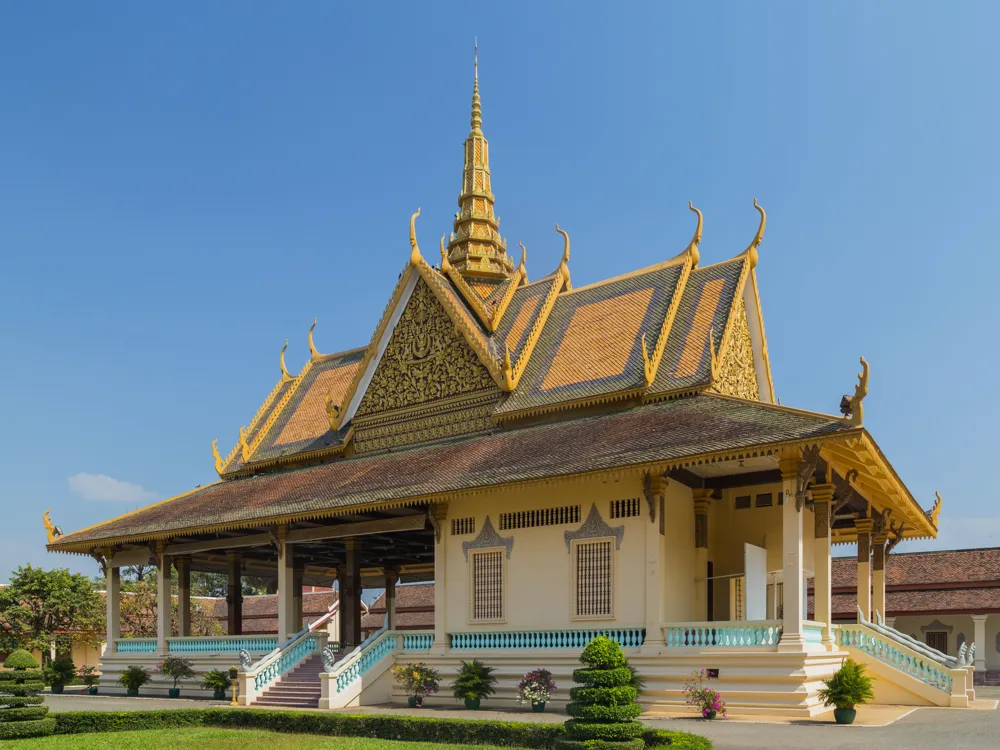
[446,44,513,279]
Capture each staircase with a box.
[254,654,325,708]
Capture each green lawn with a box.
[7,728,514,749]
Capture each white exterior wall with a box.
[891,614,997,667]
[443,474,675,634]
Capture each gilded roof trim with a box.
[749,269,777,403]
[329,263,415,430]
[219,369,303,476]
[504,268,568,389]
[641,255,693,386]
[221,426,353,479]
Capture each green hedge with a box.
[568,685,638,705]
[0,718,56,740]
[0,706,50,722]
[1,682,45,697]
[49,709,711,748]
[0,669,42,682]
[0,696,44,708]
[571,668,632,687]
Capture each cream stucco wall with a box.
[443,473,688,634]
[891,614,999,669]
[708,483,815,621]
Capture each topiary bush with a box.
[558,636,645,750]
[0,650,55,739]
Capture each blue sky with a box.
[1,2,997,581]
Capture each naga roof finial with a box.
[930,492,943,526]
[238,426,252,463]
[279,339,294,382]
[409,207,422,265]
[212,438,225,474]
[686,201,703,267]
[308,318,326,361]
[745,197,766,269]
[556,223,570,265]
[323,394,341,432]
[43,509,62,544]
[440,233,451,272]
[839,356,869,426]
[519,242,527,270]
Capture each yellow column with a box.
[855,518,873,623]
[642,476,667,654]
[692,488,713,623]
[431,503,449,654]
[778,455,805,651]
[811,483,835,647]
[872,531,887,622]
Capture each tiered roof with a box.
[48,56,938,556]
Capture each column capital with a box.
[173,555,192,569]
[643,472,668,523]
[810,483,835,504]
[778,455,802,481]
[692,489,712,517]
[855,518,874,536]
[226,549,243,560]
[972,614,990,623]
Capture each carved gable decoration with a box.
[564,504,625,552]
[355,279,498,419]
[712,300,760,401]
[462,516,514,560]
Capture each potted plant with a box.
[156,656,195,698]
[78,665,100,695]
[817,658,875,725]
[391,663,440,708]
[42,656,76,695]
[117,665,152,697]
[202,669,231,700]
[516,668,557,713]
[451,659,497,710]
[682,669,727,719]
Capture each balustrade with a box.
[837,625,954,693]
[449,628,646,650]
[115,638,157,654]
[401,632,434,651]
[168,636,278,654]
[662,621,782,648]
[335,630,396,693]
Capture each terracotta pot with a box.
[531,702,546,713]
[464,698,481,710]
[833,708,856,725]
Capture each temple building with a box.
[45,57,974,715]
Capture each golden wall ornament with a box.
[840,356,869,427]
[43,509,62,544]
[711,302,760,400]
[354,280,497,419]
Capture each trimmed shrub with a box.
[43,657,76,690]
[642,728,714,749]
[2,651,38,670]
[0,649,53,739]
[558,636,645,750]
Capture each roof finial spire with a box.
[471,39,482,132]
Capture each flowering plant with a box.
[391,662,441,702]
[516,668,557,705]
[77,665,100,688]
[682,669,726,718]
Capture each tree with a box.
[118,580,223,638]
[0,566,105,661]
